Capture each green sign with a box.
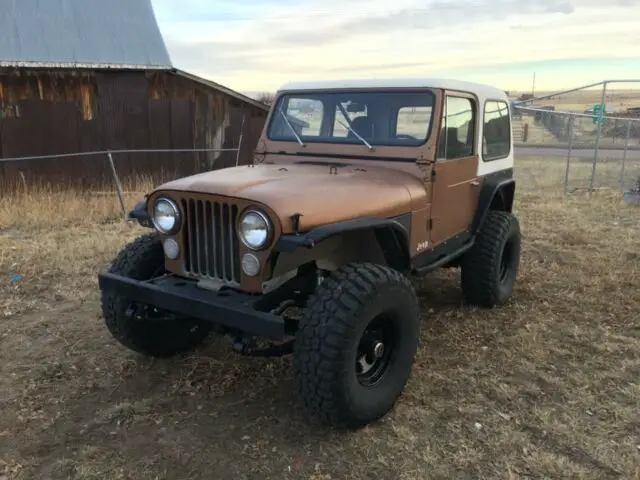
[592,104,605,125]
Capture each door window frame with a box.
[436,91,478,162]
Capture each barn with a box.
[0,0,269,187]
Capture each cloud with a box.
[151,0,640,92]
[269,0,577,46]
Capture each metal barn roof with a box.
[0,0,172,69]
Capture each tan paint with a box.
[154,162,429,233]
[427,89,484,246]
[146,86,492,292]
[428,156,481,245]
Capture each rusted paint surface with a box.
[153,162,425,234]
[0,68,268,187]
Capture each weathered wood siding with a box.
[0,68,268,187]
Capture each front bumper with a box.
[98,272,286,340]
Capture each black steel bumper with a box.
[97,272,286,340]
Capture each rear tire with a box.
[100,233,211,357]
[293,263,421,429]
[461,210,521,307]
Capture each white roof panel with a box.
[277,78,508,102]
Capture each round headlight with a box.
[152,197,180,234]
[239,210,271,250]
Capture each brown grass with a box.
[1,157,639,479]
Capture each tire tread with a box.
[461,210,520,307]
[100,233,210,357]
[294,262,419,427]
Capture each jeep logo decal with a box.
[417,240,429,252]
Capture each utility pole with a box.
[531,72,536,97]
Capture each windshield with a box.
[267,90,435,147]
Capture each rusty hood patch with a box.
[154,162,426,232]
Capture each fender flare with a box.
[471,178,516,234]
[273,216,412,269]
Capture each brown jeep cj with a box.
[98,78,521,428]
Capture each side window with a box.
[483,100,511,161]
[438,96,474,159]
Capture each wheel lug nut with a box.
[373,342,384,358]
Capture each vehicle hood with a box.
[154,162,426,232]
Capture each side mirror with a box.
[128,198,153,228]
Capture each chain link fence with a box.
[512,80,640,197]
[0,147,243,220]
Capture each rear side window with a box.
[483,100,511,161]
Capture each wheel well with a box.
[373,226,411,272]
[490,182,515,212]
[268,227,410,280]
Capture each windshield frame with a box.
[265,88,437,150]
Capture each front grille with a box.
[180,199,241,284]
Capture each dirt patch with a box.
[1,159,639,479]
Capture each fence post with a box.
[588,81,607,198]
[106,152,127,221]
[564,114,575,195]
[619,119,633,191]
[235,111,247,167]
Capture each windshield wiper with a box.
[336,119,374,151]
[279,107,305,147]
[336,104,374,151]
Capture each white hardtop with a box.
[277,78,508,103]
[277,77,514,178]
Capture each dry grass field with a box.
[1,157,639,479]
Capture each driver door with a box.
[428,93,481,246]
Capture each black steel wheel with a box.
[355,314,397,387]
[294,263,421,429]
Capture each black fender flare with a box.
[273,216,412,270]
[471,178,516,234]
[128,198,154,228]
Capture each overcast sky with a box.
[150,0,640,94]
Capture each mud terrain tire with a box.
[100,233,211,357]
[461,210,521,307]
[294,263,420,428]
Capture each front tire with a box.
[100,233,211,357]
[461,210,521,307]
[294,263,421,429]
